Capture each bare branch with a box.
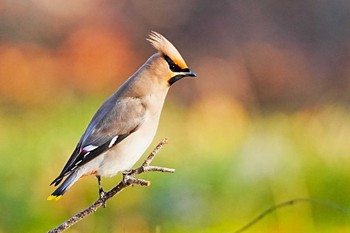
[47,137,172,233]
[234,198,350,233]
[143,165,175,173]
[140,137,168,168]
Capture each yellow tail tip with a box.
[47,195,62,201]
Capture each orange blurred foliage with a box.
[0,44,59,105]
[0,26,137,106]
[58,25,137,93]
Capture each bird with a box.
[48,31,196,201]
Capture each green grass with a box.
[1,96,350,232]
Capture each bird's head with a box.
[147,31,196,86]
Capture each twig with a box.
[234,198,350,233]
[47,137,173,233]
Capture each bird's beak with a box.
[186,69,197,78]
[168,68,197,85]
[180,68,196,78]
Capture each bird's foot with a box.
[122,170,133,176]
[122,170,134,186]
[99,188,107,208]
[122,170,151,186]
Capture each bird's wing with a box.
[50,97,146,186]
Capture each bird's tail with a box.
[47,171,79,201]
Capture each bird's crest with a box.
[147,31,187,69]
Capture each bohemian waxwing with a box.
[48,32,196,200]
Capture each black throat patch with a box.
[168,74,185,86]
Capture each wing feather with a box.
[50,97,146,186]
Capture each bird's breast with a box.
[96,105,163,177]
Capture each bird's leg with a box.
[96,175,105,197]
[96,175,107,208]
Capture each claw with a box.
[122,174,132,185]
[99,188,106,198]
[122,170,134,185]
[99,189,107,208]
[121,170,133,176]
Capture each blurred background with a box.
[1,0,350,232]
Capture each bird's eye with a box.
[163,55,182,72]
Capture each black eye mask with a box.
[163,55,189,73]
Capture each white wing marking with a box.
[109,136,119,148]
[83,145,98,152]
